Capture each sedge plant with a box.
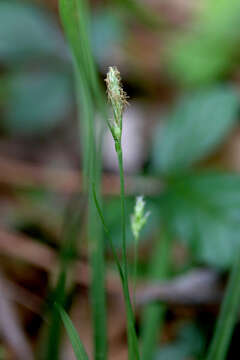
[58,0,143,355]
[94,66,140,360]
[56,65,145,359]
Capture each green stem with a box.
[116,143,140,360]
[93,182,140,360]
[133,240,138,310]
[141,227,171,360]
[116,147,128,278]
[206,251,240,360]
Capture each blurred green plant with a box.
[3,71,72,134]
[0,0,72,135]
[149,82,240,359]
[151,85,240,268]
[59,0,108,359]
[152,86,239,174]
[159,172,240,268]
[0,1,66,63]
[156,322,205,360]
[168,0,240,86]
[3,0,240,359]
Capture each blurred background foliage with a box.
[1,0,240,359]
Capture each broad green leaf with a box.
[56,304,89,360]
[168,0,240,86]
[152,86,238,174]
[159,172,240,267]
[3,71,72,135]
[0,1,65,63]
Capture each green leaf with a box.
[152,86,239,174]
[3,71,72,135]
[0,1,65,63]
[159,172,240,267]
[168,0,240,86]
[56,304,89,360]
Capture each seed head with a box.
[105,66,128,142]
[105,66,127,109]
[131,196,150,241]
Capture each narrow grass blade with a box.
[141,228,171,360]
[56,304,89,360]
[42,200,84,360]
[206,251,240,360]
[44,271,66,360]
[92,182,123,279]
[59,0,106,118]
[88,190,107,360]
[59,1,107,359]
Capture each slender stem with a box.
[133,240,138,310]
[115,143,140,360]
[116,146,128,279]
[92,182,124,282]
[206,251,240,360]
[93,182,140,360]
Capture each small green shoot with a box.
[131,196,150,307]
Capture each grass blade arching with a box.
[59,1,107,359]
[206,252,240,360]
[56,304,89,360]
